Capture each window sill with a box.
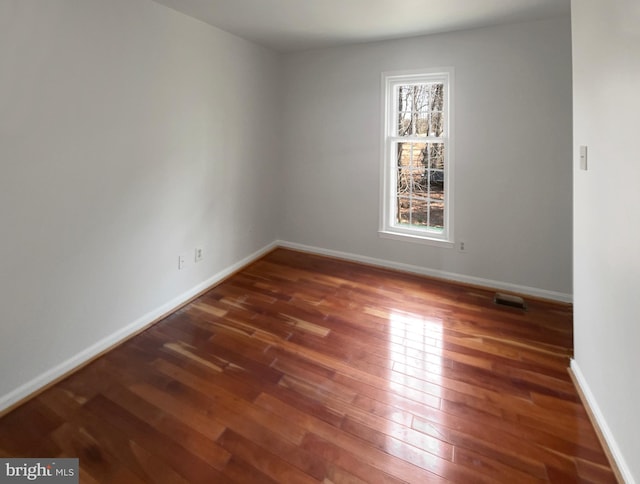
[378,230,454,248]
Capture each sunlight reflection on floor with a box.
[386,310,448,470]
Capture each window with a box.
[380,68,454,246]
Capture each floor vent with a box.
[494,292,527,310]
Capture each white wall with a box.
[572,1,640,481]
[281,17,573,299]
[0,0,281,408]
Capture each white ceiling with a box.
[151,0,571,53]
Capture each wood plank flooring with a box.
[0,248,616,482]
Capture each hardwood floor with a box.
[0,248,616,483]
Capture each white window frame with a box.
[379,68,454,248]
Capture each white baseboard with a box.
[277,240,572,303]
[570,359,635,484]
[0,241,278,414]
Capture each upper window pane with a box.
[396,83,445,137]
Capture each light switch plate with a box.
[579,145,588,170]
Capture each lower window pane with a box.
[410,197,428,226]
[429,201,444,229]
[428,144,445,169]
[397,169,410,194]
[397,197,410,224]
[396,195,444,230]
[393,141,446,231]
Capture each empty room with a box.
[1,0,638,482]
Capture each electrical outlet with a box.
[195,247,204,262]
[458,240,466,253]
[178,254,186,270]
